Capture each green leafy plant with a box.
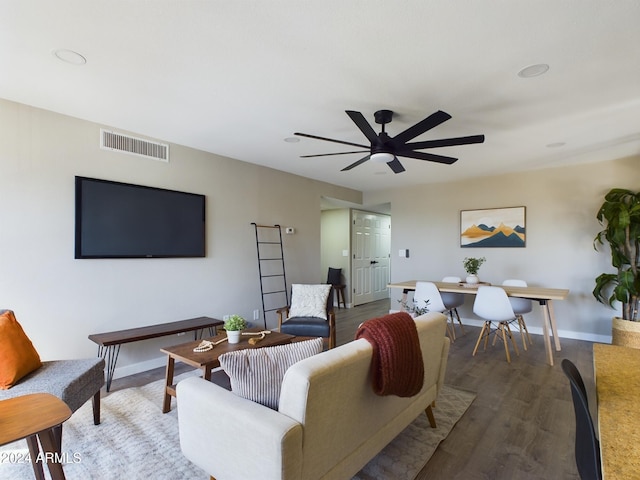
[224,314,247,331]
[414,299,430,316]
[463,257,486,275]
[397,298,430,315]
[593,188,640,321]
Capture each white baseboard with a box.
[389,311,611,344]
[333,302,352,309]
[459,318,611,344]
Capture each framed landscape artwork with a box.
[460,206,526,248]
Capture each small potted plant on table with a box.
[224,315,247,344]
[463,257,486,284]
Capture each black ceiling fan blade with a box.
[294,132,369,149]
[391,110,452,146]
[345,110,379,144]
[300,150,369,158]
[403,134,485,150]
[387,157,406,174]
[397,150,458,165]
[340,154,371,171]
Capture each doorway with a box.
[351,210,391,307]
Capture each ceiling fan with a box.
[294,109,484,174]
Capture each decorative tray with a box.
[459,282,491,288]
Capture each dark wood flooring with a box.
[113,299,593,479]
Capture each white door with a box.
[351,210,391,306]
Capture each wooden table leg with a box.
[547,300,562,351]
[540,300,554,366]
[162,356,175,413]
[26,435,45,480]
[398,288,412,313]
[38,428,67,480]
[204,365,212,382]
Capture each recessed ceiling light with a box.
[53,49,87,65]
[517,64,549,78]
[546,142,566,148]
[284,137,300,143]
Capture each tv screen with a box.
[75,176,205,258]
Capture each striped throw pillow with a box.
[219,338,323,410]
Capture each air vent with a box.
[100,129,169,162]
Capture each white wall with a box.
[364,156,640,343]
[4,97,637,375]
[0,99,361,377]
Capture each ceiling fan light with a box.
[370,152,394,163]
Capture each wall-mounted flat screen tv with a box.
[75,176,205,258]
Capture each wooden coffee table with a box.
[160,328,295,413]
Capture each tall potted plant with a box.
[593,188,640,346]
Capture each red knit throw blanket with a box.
[355,312,424,397]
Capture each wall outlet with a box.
[223,315,230,321]
[253,309,260,320]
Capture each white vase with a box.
[226,330,242,344]
[466,274,479,284]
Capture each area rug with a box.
[0,374,474,480]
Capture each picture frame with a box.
[460,206,526,248]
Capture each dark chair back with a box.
[327,267,342,286]
[561,359,602,480]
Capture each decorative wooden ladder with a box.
[252,223,288,329]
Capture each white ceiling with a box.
[3,1,640,192]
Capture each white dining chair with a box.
[414,281,455,340]
[440,276,466,339]
[472,286,520,363]
[502,279,533,350]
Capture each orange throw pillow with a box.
[0,310,42,389]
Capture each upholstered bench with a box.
[0,358,105,425]
[0,309,105,425]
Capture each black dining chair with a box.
[327,267,346,309]
[561,359,602,480]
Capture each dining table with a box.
[387,280,569,366]
[593,343,640,479]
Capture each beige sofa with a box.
[177,312,450,480]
